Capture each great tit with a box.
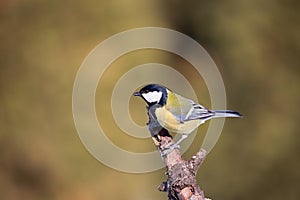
[133,84,242,150]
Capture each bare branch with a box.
[147,106,211,200]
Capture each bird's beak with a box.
[133,91,141,97]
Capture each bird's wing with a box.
[184,102,214,121]
[165,93,214,123]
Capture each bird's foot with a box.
[161,143,180,156]
[160,134,188,156]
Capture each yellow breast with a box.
[155,106,201,134]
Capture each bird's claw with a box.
[161,143,180,156]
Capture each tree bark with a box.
[147,105,211,200]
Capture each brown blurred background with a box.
[1,0,299,199]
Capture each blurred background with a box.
[1,0,299,199]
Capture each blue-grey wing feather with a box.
[168,94,214,122]
[184,103,214,121]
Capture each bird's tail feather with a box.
[212,110,242,118]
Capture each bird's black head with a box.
[133,84,168,106]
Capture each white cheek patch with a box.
[142,91,163,103]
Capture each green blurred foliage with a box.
[0,0,299,199]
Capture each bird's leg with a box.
[162,134,188,156]
[173,134,188,148]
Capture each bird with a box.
[133,83,242,153]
